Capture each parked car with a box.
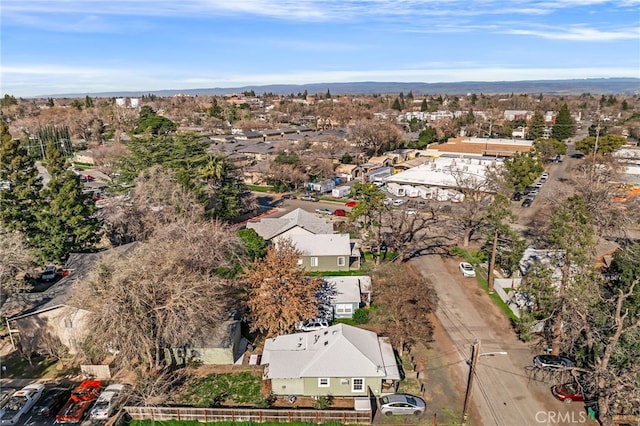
[552,154,563,163]
[522,198,533,208]
[40,265,57,281]
[533,354,576,369]
[0,383,45,425]
[458,262,476,278]
[551,382,584,403]
[333,209,347,217]
[406,210,417,215]
[300,195,319,202]
[55,380,102,424]
[31,387,71,418]
[392,199,405,207]
[512,192,523,201]
[534,182,543,189]
[345,200,358,207]
[294,319,329,332]
[378,394,426,416]
[315,208,333,215]
[281,193,296,199]
[89,384,124,420]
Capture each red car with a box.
[333,209,347,217]
[345,200,357,207]
[55,380,102,423]
[551,382,584,403]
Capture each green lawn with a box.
[0,350,66,380]
[174,371,265,407]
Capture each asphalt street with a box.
[411,255,598,426]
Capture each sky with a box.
[1,0,639,97]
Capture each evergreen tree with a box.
[325,89,331,99]
[85,96,94,108]
[392,97,403,111]
[420,99,428,112]
[552,103,575,140]
[527,110,546,140]
[0,121,42,233]
[31,142,101,262]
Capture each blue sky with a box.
[1,0,639,97]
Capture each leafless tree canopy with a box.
[0,228,35,296]
[371,263,438,354]
[243,239,323,338]
[75,220,246,372]
[101,166,205,243]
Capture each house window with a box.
[352,378,365,392]
[297,258,303,266]
[318,378,330,387]
[310,257,318,267]
[337,256,346,267]
[336,304,353,315]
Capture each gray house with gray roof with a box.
[246,208,333,241]
[261,324,400,397]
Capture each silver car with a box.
[378,394,426,416]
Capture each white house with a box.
[260,324,400,397]
[246,208,333,242]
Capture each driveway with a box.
[411,255,597,426]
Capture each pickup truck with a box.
[55,380,102,424]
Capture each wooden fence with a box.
[124,406,372,424]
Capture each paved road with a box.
[411,255,596,426]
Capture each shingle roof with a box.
[261,324,391,379]
[246,208,333,240]
[288,234,351,256]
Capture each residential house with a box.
[322,276,371,319]
[165,318,243,366]
[260,324,400,397]
[0,250,119,355]
[334,164,362,182]
[246,208,333,242]
[288,234,360,272]
[2,245,243,365]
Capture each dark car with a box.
[31,387,71,417]
[551,382,584,403]
[281,193,296,200]
[512,192,523,201]
[533,354,576,369]
[522,198,533,208]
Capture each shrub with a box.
[352,308,369,324]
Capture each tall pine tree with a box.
[527,110,546,140]
[551,103,575,141]
[31,141,101,262]
[0,121,42,233]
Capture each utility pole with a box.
[462,339,480,425]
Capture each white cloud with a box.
[506,26,640,41]
[2,63,638,97]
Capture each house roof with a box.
[289,233,351,256]
[246,208,333,240]
[323,276,372,304]
[261,324,398,379]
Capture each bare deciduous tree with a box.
[371,263,438,355]
[244,239,323,337]
[0,228,35,297]
[75,219,245,372]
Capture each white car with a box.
[378,394,426,416]
[392,199,405,207]
[315,208,333,215]
[459,262,476,278]
[294,319,329,332]
[0,383,45,425]
[89,384,125,420]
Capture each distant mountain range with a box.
[47,78,640,98]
